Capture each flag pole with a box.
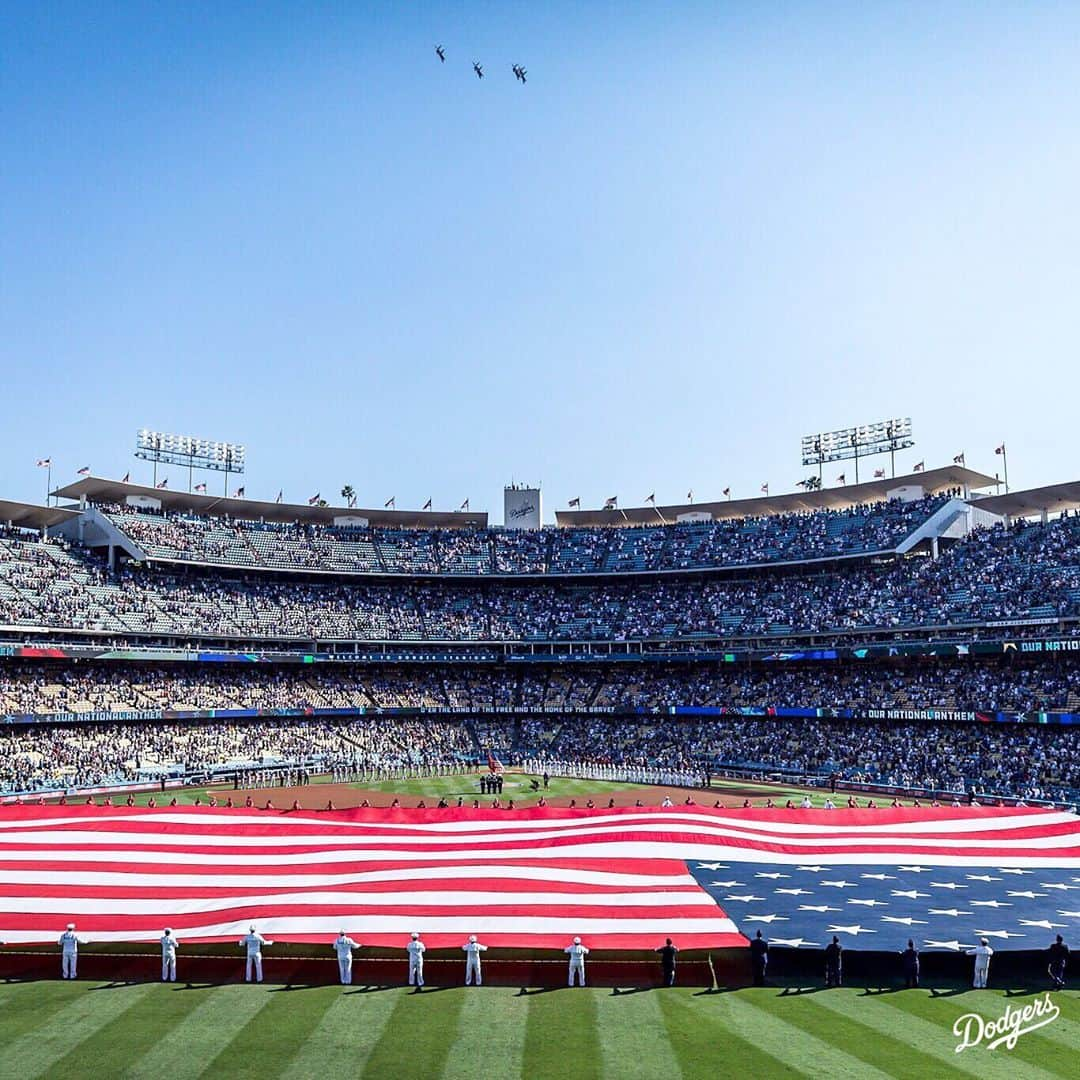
[1003,447,1009,493]
[46,462,51,507]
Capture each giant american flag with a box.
[0,805,1077,951]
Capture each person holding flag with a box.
[58,923,86,979]
[239,924,273,982]
[462,935,488,985]
[565,936,590,986]
[332,930,361,985]
[407,931,426,987]
[160,927,179,982]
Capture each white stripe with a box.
[0,843,1075,867]
[8,820,1080,855]
[5,808,1070,836]
[0,865,697,889]
[0,913,739,944]
[2,824,1077,853]
[0,888,715,915]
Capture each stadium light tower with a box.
[134,430,246,494]
[801,418,914,483]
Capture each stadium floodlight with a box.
[135,429,246,493]
[801,418,914,483]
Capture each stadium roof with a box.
[0,499,81,530]
[51,477,489,529]
[971,479,1080,519]
[554,465,997,527]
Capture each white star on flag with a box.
[1058,910,1080,918]
[827,925,876,936]
[821,880,855,888]
[1007,891,1047,900]
[882,916,928,926]
[1041,884,1078,891]
[724,895,765,903]
[971,900,1012,908]
[775,888,813,896]
[998,869,1033,875]
[797,866,825,872]
[769,938,818,948]
[898,866,930,872]
[930,882,967,890]
[710,880,743,888]
[975,929,1024,939]
[924,940,975,952]
[966,875,1002,883]
[848,898,888,907]
[755,872,790,880]
[1019,920,1065,930]
[744,914,789,923]
[892,890,930,900]
[928,909,971,917]
[799,905,840,913]
[861,873,896,881]
[696,863,728,871]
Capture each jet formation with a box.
[434,46,527,84]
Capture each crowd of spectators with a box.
[3,511,1080,644]
[99,495,947,575]
[0,706,1075,803]
[5,658,1080,717]
[0,716,472,794]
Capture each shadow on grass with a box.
[344,985,398,995]
[90,981,136,990]
[930,987,969,998]
[610,986,655,996]
[778,986,826,996]
[516,986,562,996]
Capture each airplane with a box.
[473,61,484,79]
[435,45,445,62]
[512,64,527,83]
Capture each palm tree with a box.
[341,484,355,508]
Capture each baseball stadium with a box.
[0,469,1078,1076]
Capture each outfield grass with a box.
[95,773,897,809]
[0,980,1075,1079]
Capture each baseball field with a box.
[1,979,1077,1079]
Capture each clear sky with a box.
[3,2,1079,520]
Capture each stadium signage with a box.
[953,993,1060,1053]
[865,708,977,722]
[1014,639,1080,653]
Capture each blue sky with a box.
[3,2,1079,519]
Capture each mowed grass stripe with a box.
[769,990,961,1080]
[201,986,341,1080]
[122,985,272,1080]
[655,989,803,1078]
[279,987,399,1080]
[43,983,209,1079]
[721,991,896,1080]
[3,983,155,1080]
[595,989,681,1080]
[441,987,528,1079]
[523,987,602,1080]
[0,980,88,1046]
[361,987,466,1079]
[807,991,997,1080]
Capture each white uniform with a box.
[333,935,359,985]
[565,942,590,986]
[462,940,488,985]
[240,932,272,982]
[59,930,83,979]
[160,933,179,982]
[968,943,994,988]
[407,938,426,986]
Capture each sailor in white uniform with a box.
[59,923,85,979]
[968,938,994,988]
[462,935,488,985]
[333,931,360,985]
[239,925,274,983]
[407,931,426,987]
[160,928,180,982]
[565,936,590,986]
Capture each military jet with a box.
[435,45,445,62]
[512,64,527,83]
[473,61,484,79]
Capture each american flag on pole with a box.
[0,807,1076,951]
